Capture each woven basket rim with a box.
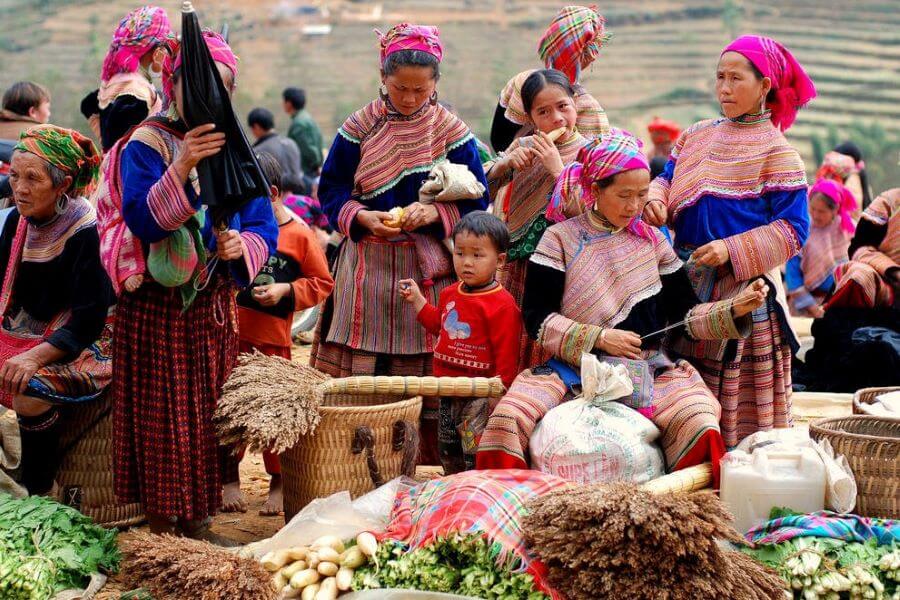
[853,386,900,407]
[318,394,421,413]
[810,415,900,443]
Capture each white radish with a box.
[262,549,293,572]
[314,547,341,564]
[307,552,320,569]
[289,568,320,590]
[356,532,378,557]
[336,567,354,591]
[341,547,366,569]
[287,547,310,561]
[281,560,307,579]
[300,584,320,600]
[315,577,338,600]
[282,585,302,599]
[273,572,289,590]
[311,536,345,553]
[317,561,339,577]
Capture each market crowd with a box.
[0,4,896,542]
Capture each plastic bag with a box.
[418,160,485,204]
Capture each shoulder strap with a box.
[0,215,27,316]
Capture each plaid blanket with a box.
[746,511,900,546]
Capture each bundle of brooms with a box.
[214,350,330,454]
[523,483,786,600]
[120,532,277,600]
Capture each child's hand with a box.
[732,279,769,318]
[531,131,564,178]
[123,274,144,293]
[252,283,291,307]
[398,279,427,312]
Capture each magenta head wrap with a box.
[810,179,857,235]
[377,23,443,66]
[547,128,653,240]
[161,30,238,105]
[721,35,816,132]
[101,6,171,83]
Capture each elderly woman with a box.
[0,125,113,494]
[490,5,610,153]
[477,131,768,484]
[81,6,171,151]
[643,35,814,448]
[112,31,277,539]
[312,23,488,463]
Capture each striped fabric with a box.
[98,71,161,112]
[799,218,850,292]
[338,100,472,201]
[861,188,899,263]
[146,164,196,231]
[746,511,900,546]
[21,198,96,263]
[537,5,611,83]
[685,298,750,342]
[724,219,802,282]
[653,115,807,222]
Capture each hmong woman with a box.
[828,188,899,310]
[490,5,610,153]
[312,24,488,463]
[112,31,277,538]
[816,141,873,215]
[643,35,814,448]
[0,125,113,494]
[476,131,768,483]
[785,179,855,318]
[488,69,590,369]
[81,6,170,152]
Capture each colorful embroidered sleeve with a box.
[685,298,751,340]
[853,246,898,277]
[785,255,816,312]
[227,196,278,287]
[319,134,365,240]
[724,188,808,281]
[121,139,201,243]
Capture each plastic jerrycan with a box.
[720,447,826,535]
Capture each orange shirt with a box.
[238,219,333,348]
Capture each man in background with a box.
[248,107,306,194]
[282,87,323,194]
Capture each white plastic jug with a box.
[720,447,826,535]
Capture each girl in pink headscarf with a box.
[81,6,171,151]
[477,129,768,485]
[643,35,815,451]
[785,179,855,317]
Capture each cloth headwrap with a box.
[537,5,610,83]
[547,128,652,240]
[647,116,681,144]
[816,150,858,183]
[101,6,171,83]
[377,23,443,66]
[15,125,100,197]
[161,29,238,105]
[810,179,857,235]
[721,35,816,132]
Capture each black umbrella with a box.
[179,1,268,219]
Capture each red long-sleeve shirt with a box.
[416,282,522,389]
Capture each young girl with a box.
[786,179,855,317]
[487,69,589,369]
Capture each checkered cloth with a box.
[538,5,611,82]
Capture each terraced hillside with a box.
[1,0,897,188]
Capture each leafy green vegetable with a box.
[769,506,804,520]
[0,493,119,599]
[352,533,548,600]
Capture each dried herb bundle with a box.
[523,483,786,600]
[214,351,330,454]
[120,532,277,600]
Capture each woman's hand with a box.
[808,304,826,319]
[356,210,402,238]
[252,283,291,307]
[643,200,667,227]
[731,279,769,318]
[173,123,226,181]
[691,240,730,268]
[123,274,144,293]
[595,328,642,360]
[401,202,439,231]
[216,229,243,261]
[398,278,427,313]
[531,131,565,179]
[0,352,42,394]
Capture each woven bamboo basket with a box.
[56,396,144,528]
[809,416,900,518]
[281,376,504,520]
[852,386,900,415]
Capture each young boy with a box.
[399,211,522,474]
[225,152,334,515]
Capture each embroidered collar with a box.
[587,210,623,234]
[728,109,772,126]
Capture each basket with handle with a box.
[852,386,900,415]
[280,375,505,520]
[809,415,900,518]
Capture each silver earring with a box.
[379,84,389,100]
[55,194,70,215]
[429,90,438,106]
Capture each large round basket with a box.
[809,415,900,519]
[56,395,144,528]
[852,386,900,415]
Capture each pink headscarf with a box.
[377,23,443,66]
[101,6,171,83]
[161,30,238,105]
[810,179,857,235]
[548,128,654,240]
[721,35,816,132]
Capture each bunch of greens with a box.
[352,533,548,600]
[743,536,899,600]
[0,494,119,599]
